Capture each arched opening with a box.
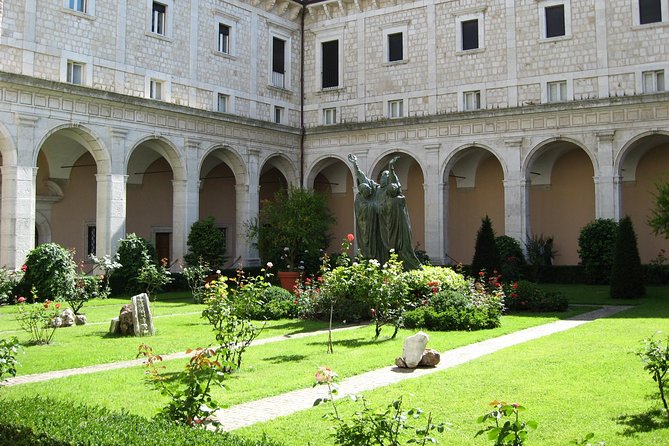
[620,133,669,262]
[126,139,178,265]
[527,141,595,265]
[35,128,102,265]
[446,147,504,264]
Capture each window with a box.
[640,0,662,24]
[388,99,404,118]
[461,20,479,50]
[69,0,86,13]
[456,11,485,52]
[151,2,166,35]
[387,32,403,62]
[463,90,481,110]
[323,107,337,125]
[643,70,665,93]
[218,24,230,53]
[67,61,84,84]
[150,79,163,100]
[217,93,229,112]
[86,225,96,257]
[274,106,284,124]
[545,5,565,37]
[321,39,339,88]
[547,80,567,102]
[272,37,286,88]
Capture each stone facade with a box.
[0,0,668,269]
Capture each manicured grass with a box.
[536,283,668,306]
[0,308,589,419]
[237,298,669,445]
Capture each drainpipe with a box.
[299,4,306,187]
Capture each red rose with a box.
[17,296,26,303]
[21,264,28,272]
[346,233,355,242]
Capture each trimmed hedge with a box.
[0,397,282,446]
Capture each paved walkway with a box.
[213,305,631,431]
[2,324,365,387]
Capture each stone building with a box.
[0,0,668,270]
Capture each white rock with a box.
[402,331,429,368]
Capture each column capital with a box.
[424,144,441,152]
[14,113,39,128]
[504,137,523,148]
[596,130,615,142]
[110,128,128,139]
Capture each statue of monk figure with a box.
[348,154,421,269]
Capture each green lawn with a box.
[3,286,669,445]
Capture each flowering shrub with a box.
[475,401,537,446]
[90,253,122,299]
[182,260,210,304]
[139,344,227,427]
[313,366,447,445]
[294,275,324,320]
[638,333,669,417]
[65,274,102,315]
[0,266,24,305]
[0,336,21,383]
[503,280,568,312]
[15,292,62,344]
[138,257,173,300]
[20,243,77,303]
[402,265,469,305]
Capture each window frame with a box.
[323,107,337,125]
[68,0,87,13]
[269,28,292,90]
[382,24,409,64]
[218,23,231,54]
[546,80,569,103]
[315,29,344,91]
[66,60,85,85]
[538,0,571,40]
[387,99,405,119]
[217,93,229,112]
[463,90,482,111]
[146,73,170,101]
[86,224,96,258]
[147,0,173,38]
[642,69,666,93]
[274,106,284,124]
[455,9,485,53]
[633,0,668,25]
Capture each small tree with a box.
[184,217,227,270]
[114,234,156,294]
[648,176,669,240]
[20,243,77,302]
[610,216,645,299]
[578,218,618,284]
[471,216,501,276]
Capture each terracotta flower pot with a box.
[277,271,301,292]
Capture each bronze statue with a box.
[348,154,421,269]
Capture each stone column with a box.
[1,165,37,269]
[236,148,260,266]
[171,143,200,270]
[423,145,443,264]
[95,173,127,258]
[594,131,620,220]
[503,138,529,247]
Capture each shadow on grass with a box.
[306,336,392,348]
[263,354,308,364]
[616,408,669,436]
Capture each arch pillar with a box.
[423,145,444,264]
[236,148,260,266]
[1,165,37,268]
[503,138,528,247]
[95,173,127,258]
[594,131,620,220]
[172,141,200,270]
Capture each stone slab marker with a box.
[132,293,155,336]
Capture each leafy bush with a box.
[475,401,537,446]
[648,175,669,240]
[0,266,24,305]
[402,265,469,304]
[525,234,556,282]
[0,337,21,382]
[15,297,62,345]
[504,280,568,312]
[66,275,102,315]
[610,216,645,299]
[244,286,296,320]
[578,219,618,284]
[183,260,210,304]
[114,234,157,295]
[638,334,669,417]
[496,236,526,281]
[471,216,501,276]
[0,396,282,446]
[185,217,227,270]
[20,243,76,302]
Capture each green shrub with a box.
[610,216,645,299]
[0,397,282,446]
[402,266,469,305]
[578,219,618,284]
[0,266,23,305]
[20,243,77,302]
[185,217,227,270]
[648,175,669,240]
[245,286,297,320]
[114,234,156,295]
[67,275,102,314]
[0,337,21,382]
[525,234,556,282]
[471,216,501,276]
[505,280,568,312]
[496,235,526,281]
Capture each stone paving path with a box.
[2,324,365,387]
[213,305,631,431]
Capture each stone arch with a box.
[305,155,355,251]
[0,122,17,166]
[443,144,505,264]
[259,154,296,202]
[199,144,248,184]
[34,123,111,175]
[525,137,597,264]
[617,131,669,262]
[126,135,186,183]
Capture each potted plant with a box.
[248,187,335,290]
